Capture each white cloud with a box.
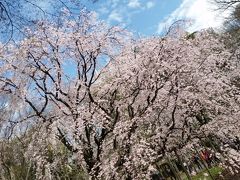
[98,6,110,15]
[146,1,155,9]
[128,0,141,8]
[108,10,123,22]
[157,0,230,34]
[111,0,121,8]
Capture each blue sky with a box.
[83,0,182,35]
[82,0,230,36]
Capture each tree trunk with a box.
[174,150,192,180]
[167,156,182,180]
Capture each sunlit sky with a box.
[83,0,230,36]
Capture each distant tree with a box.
[214,0,240,48]
[225,3,240,46]
[214,0,240,9]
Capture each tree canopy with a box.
[0,1,239,179]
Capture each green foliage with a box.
[200,135,221,151]
[55,164,88,180]
[0,139,36,180]
[0,135,89,180]
[186,31,198,40]
[195,109,212,126]
[191,166,223,180]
